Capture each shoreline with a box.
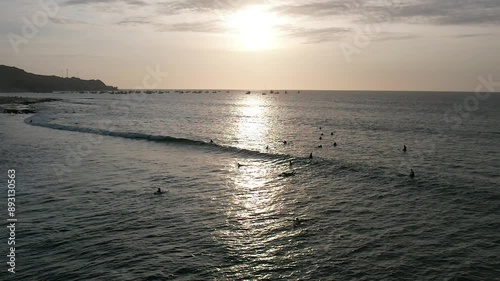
[0,96,60,114]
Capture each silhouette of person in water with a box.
[319,136,322,140]
[309,153,313,159]
[283,140,287,145]
[266,145,269,150]
[210,139,214,144]
[403,145,407,152]
[289,160,293,166]
[410,169,415,178]
[155,188,163,194]
[333,142,337,147]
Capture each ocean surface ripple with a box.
[1,91,499,280]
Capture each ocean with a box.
[1,90,499,280]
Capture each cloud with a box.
[273,0,500,26]
[50,17,88,24]
[159,0,271,14]
[396,0,500,25]
[280,26,350,43]
[63,0,150,13]
[160,20,224,33]
[272,1,356,17]
[159,0,225,14]
[116,17,157,26]
[57,0,499,45]
[449,33,495,38]
[64,0,147,6]
[278,27,420,44]
[61,0,500,26]
[115,16,225,33]
[374,33,420,41]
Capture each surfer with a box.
[319,136,322,140]
[283,140,288,145]
[331,132,333,136]
[210,139,214,144]
[266,145,269,150]
[289,160,293,166]
[155,188,164,195]
[333,142,337,147]
[280,171,296,177]
[309,153,313,159]
[403,145,407,152]
[318,145,323,148]
[410,169,415,178]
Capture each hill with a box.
[0,65,117,92]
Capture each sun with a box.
[225,5,280,51]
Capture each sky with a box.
[0,0,499,91]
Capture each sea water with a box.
[0,91,499,280]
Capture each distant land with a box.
[0,65,117,93]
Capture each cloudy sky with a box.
[1,0,499,91]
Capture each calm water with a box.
[1,91,499,280]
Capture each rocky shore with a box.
[0,96,60,114]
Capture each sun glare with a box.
[226,5,280,51]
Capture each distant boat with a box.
[262,93,267,95]
[245,91,251,95]
[270,90,274,94]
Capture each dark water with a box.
[1,91,499,280]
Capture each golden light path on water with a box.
[211,94,312,278]
[236,95,269,147]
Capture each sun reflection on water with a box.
[209,94,312,278]
[214,157,301,278]
[235,95,270,151]
[214,159,308,278]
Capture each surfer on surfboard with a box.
[155,188,165,195]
